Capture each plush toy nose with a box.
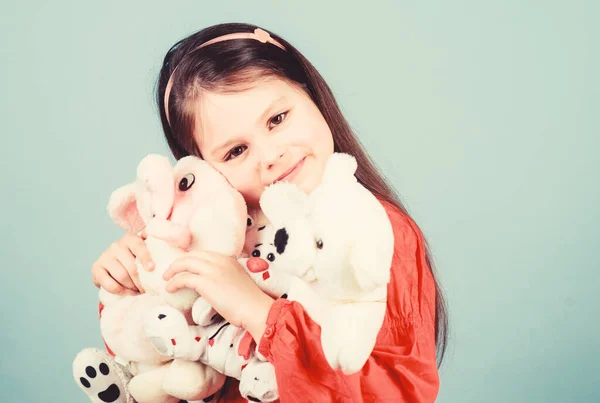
[246,257,269,273]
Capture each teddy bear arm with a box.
[321,301,385,374]
[286,277,325,324]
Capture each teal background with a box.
[1,1,598,402]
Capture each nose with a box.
[257,139,284,171]
[246,257,269,273]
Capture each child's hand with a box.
[163,251,274,341]
[91,233,154,294]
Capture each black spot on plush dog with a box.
[274,228,289,254]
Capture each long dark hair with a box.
[155,22,448,366]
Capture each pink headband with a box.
[163,28,286,126]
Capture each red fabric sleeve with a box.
[219,202,440,403]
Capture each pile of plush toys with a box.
[72,152,394,403]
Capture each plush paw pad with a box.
[73,348,132,403]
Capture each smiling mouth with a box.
[276,157,306,183]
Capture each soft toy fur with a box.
[140,209,283,402]
[73,154,248,403]
[142,151,395,397]
[242,208,296,300]
[257,152,395,374]
[143,306,279,402]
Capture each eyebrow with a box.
[208,95,287,158]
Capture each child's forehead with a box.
[204,77,293,112]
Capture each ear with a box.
[107,183,146,233]
[349,236,391,292]
[135,154,175,221]
[320,153,358,186]
[348,206,394,291]
[259,182,308,227]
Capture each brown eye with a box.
[269,112,287,129]
[252,250,261,257]
[316,239,323,249]
[226,145,247,161]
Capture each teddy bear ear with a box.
[107,183,146,233]
[321,153,358,186]
[260,182,308,226]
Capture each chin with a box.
[296,175,319,195]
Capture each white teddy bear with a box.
[257,152,395,374]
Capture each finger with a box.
[103,258,137,291]
[165,272,206,294]
[190,250,226,264]
[114,247,145,293]
[163,255,211,281]
[91,264,101,288]
[127,235,154,272]
[97,270,126,294]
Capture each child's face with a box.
[192,77,335,207]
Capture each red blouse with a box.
[218,201,440,402]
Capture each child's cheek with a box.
[283,124,314,145]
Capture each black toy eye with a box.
[316,239,323,249]
[247,217,253,227]
[267,253,275,262]
[179,173,195,191]
[252,250,261,257]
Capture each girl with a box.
[91,22,448,402]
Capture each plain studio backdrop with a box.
[1,1,597,402]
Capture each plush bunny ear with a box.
[107,183,146,233]
[260,182,308,227]
[320,152,358,186]
[135,154,174,221]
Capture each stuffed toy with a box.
[143,306,279,402]
[137,152,394,401]
[140,209,283,402]
[257,152,395,374]
[241,208,296,300]
[73,154,248,403]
